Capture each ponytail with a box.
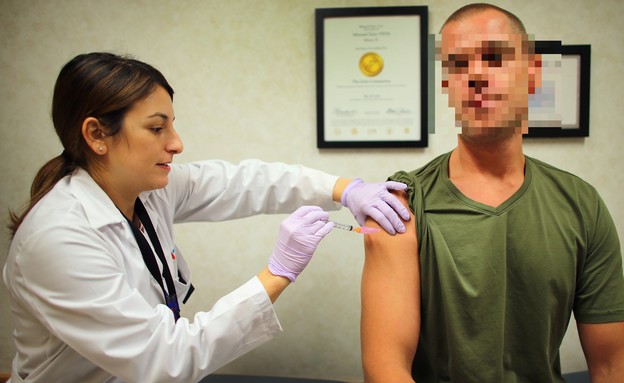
[8,154,78,237]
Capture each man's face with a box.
[440,9,539,139]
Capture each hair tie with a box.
[61,150,73,163]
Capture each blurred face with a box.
[104,86,183,196]
[440,9,539,141]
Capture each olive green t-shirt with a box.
[389,152,624,383]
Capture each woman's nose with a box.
[167,128,184,154]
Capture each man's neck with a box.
[448,133,525,208]
[452,133,525,178]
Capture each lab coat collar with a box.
[68,168,127,230]
[68,168,160,232]
[136,192,164,234]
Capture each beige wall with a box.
[1,0,622,380]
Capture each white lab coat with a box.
[3,159,340,383]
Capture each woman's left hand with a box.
[341,179,410,235]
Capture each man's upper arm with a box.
[577,321,624,382]
[361,190,419,382]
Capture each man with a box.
[360,3,624,382]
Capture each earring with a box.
[98,146,103,151]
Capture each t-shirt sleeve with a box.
[389,170,426,252]
[573,187,624,323]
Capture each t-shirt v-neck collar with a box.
[441,153,533,215]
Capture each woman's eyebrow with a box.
[146,112,170,120]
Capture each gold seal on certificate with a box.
[359,52,384,77]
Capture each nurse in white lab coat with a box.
[3,52,410,383]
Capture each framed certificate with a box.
[526,41,591,138]
[315,6,429,148]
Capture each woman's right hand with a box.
[267,206,334,282]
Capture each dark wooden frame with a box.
[315,6,429,148]
[525,41,591,138]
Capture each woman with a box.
[3,52,409,382]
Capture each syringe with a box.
[329,221,380,234]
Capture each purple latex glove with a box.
[268,206,334,282]
[341,178,410,235]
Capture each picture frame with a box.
[315,6,429,148]
[526,41,591,138]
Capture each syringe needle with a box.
[328,220,380,235]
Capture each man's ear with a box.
[81,117,108,155]
[528,53,542,95]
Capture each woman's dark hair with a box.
[8,52,174,236]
